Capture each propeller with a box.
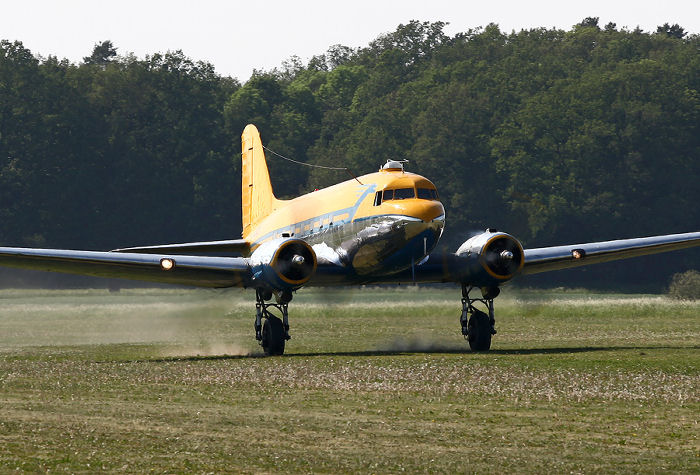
[273,240,316,282]
[482,236,523,277]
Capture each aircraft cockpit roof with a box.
[380,159,408,172]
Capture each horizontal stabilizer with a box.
[111,239,250,256]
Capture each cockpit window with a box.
[382,188,417,201]
[417,188,439,200]
[381,187,427,201]
[417,188,431,200]
[393,188,415,200]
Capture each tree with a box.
[656,23,687,39]
[83,40,117,65]
[1,21,698,289]
[578,17,600,29]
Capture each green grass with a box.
[0,287,698,473]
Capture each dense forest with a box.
[0,18,698,289]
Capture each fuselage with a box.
[246,164,445,277]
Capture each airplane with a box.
[0,124,698,355]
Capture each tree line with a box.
[0,18,698,289]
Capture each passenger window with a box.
[393,188,415,200]
[417,188,432,200]
[383,189,394,201]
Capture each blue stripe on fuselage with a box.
[251,184,377,248]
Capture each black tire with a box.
[467,309,492,351]
[262,315,286,356]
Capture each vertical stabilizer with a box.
[241,124,280,238]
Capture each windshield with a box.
[417,188,438,200]
[393,188,414,199]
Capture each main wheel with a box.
[467,309,492,351]
[261,315,286,356]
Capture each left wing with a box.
[0,247,253,288]
[366,231,700,286]
[522,231,700,275]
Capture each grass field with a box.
[0,287,698,473]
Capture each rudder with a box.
[241,124,280,239]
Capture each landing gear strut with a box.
[254,288,292,356]
[460,285,498,351]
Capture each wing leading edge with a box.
[0,247,253,288]
[111,239,250,255]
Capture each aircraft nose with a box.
[382,199,445,225]
[413,200,445,223]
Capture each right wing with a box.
[0,247,253,288]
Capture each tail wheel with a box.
[262,315,286,356]
[468,309,492,351]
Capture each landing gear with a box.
[254,288,292,356]
[261,316,286,356]
[460,285,498,351]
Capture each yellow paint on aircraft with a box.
[241,125,285,239]
[240,125,444,248]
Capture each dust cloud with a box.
[160,343,254,358]
[377,336,466,353]
[0,288,255,355]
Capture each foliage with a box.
[668,270,700,300]
[0,19,698,288]
[83,40,117,65]
[657,23,687,39]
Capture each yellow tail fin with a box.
[241,124,281,239]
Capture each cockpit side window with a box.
[417,188,432,200]
[373,191,382,206]
[383,189,394,201]
[417,188,439,200]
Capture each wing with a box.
[0,247,253,288]
[2,232,697,288]
[360,231,700,286]
[522,232,700,275]
[111,239,250,255]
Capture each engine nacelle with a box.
[453,230,524,286]
[250,238,317,291]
